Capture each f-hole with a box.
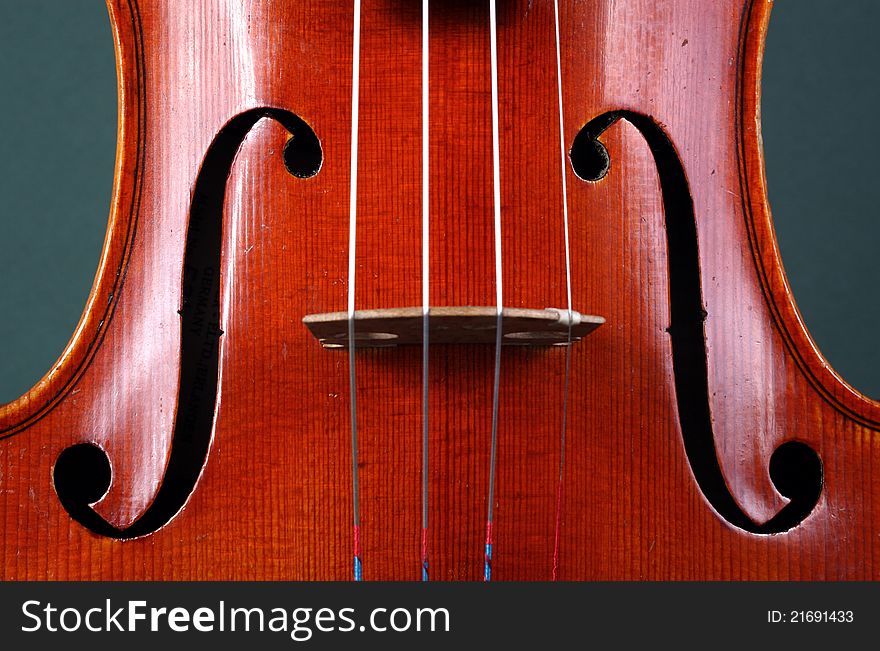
[571,111,823,534]
[52,108,322,538]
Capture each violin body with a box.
[1,0,877,580]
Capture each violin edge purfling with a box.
[0,0,877,580]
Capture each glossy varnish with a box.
[0,0,877,580]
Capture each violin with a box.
[0,0,876,581]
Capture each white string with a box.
[551,0,574,581]
[348,0,363,582]
[420,0,431,582]
[488,5,504,314]
[553,2,573,320]
[484,0,504,582]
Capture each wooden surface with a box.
[0,0,878,580]
[302,307,604,347]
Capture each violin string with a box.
[348,0,363,582]
[551,0,574,582]
[420,0,431,583]
[484,0,504,583]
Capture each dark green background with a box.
[0,1,877,402]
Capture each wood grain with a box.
[0,0,877,580]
